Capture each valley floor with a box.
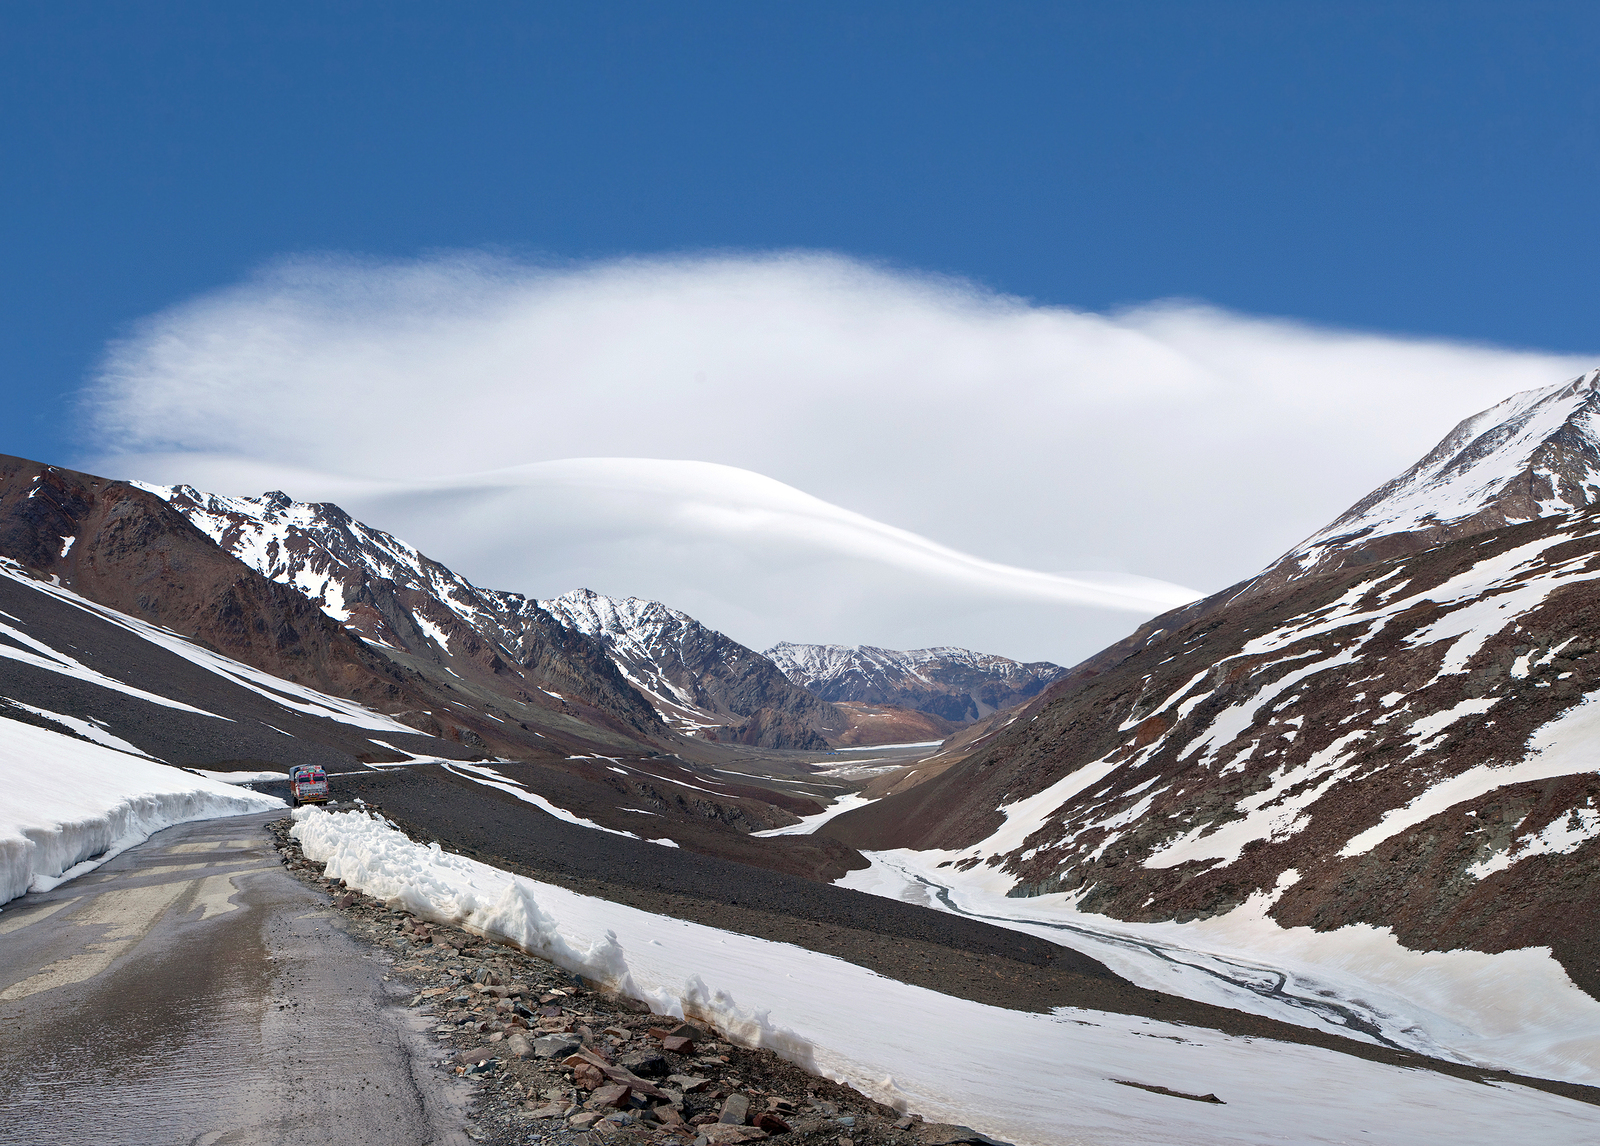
[290,802,1600,1146]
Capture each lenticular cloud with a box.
[79,249,1595,661]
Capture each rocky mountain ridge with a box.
[1251,367,1600,595]
[539,589,843,750]
[149,485,851,750]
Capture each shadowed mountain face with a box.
[767,642,1065,724]
[0,459,440,732]
[826,371,1600,998]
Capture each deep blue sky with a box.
[5,2,1599,465]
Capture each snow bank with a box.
[190,768,291,785]
[0,718,282,905]
[291,806,1600,1146]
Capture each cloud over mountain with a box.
[81,251,1593,661]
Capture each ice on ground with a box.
[839,849,1600,1089]
[0,716,282,906]
[751,793,878,837]
[290,807,1598,1146]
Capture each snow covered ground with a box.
[0,718,281,906]
[291,806,1600,1145]
[751,793,878,837]
[838,849,1600,1089]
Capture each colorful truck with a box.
[288,764,330,806]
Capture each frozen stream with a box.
[839,849,1600,1085]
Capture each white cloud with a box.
[82,251,1594,663]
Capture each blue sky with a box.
[7,4,1600,659]
[6,2,1600,464]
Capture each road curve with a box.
[0,811,469,1146]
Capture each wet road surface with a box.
[0,811,469,1146]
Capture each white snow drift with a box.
[0,718,281,906]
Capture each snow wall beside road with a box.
[0,718,282,905]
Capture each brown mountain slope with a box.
[825,507,1600,998]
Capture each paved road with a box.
[0,812,469,1146]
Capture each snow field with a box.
[0,718,282,905]
[291,807,1599,1145]
[840,849,1600,1089]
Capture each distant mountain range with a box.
[828,367,1600,998]
[767,642,1064,723]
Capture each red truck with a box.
[288,764,330,807]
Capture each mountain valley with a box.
[10,371,1600,1143]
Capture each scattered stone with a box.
[267,813,1005,1146]
[531,1035,581,1059]
[719,1092,751,1125]
[620,1051,669,1078]
[589,1082,632,1109]
[917,1124,1016,1146]
[1111,1079,1225,1104]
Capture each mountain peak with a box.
[1254,367,1600,592]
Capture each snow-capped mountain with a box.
[0,455,855,866]
[0,457,485,761]
[1254,367,1600,593]
[145,484,677,744]
[540,589,842,749]
[148,485,845,749]
[827,371,1600,1000]
[767,642,1065,723]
